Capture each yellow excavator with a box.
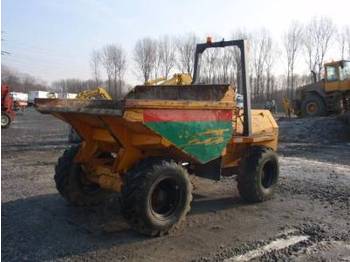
[69,87,112,143]
[145,73,192,86]
[76,87,113,100]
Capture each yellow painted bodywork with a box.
[324,60,350,93]
[36,86,278,193]
[325,78,350,92]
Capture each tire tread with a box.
[120,158,192,236]
[237,146,279,202]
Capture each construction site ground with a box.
[2,108,350,261]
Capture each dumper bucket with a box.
[35,84,235,165]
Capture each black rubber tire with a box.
[120,158,192,236]
[54,145,110,206]
[301,94,326,117]
[237,146,279,203]
[333,97,344,114]
[1,112,11,128]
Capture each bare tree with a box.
[176,33,197,75]
[112,45,127,98]
[201,48,219,83]
[51,79,95,94]
[134,38,157,82]
[231,30,250,92]
[90,49,101,87]
[101,44,127,98]
[264,39,277,100]
[150,42,161,80]
[1,31,10,56]
[283,21,303,98]
[1,65,48,92]
[337,26,350,59]
[251,29,272,99]
[347,27,350,58]
[303,17,335,80]
[219,48,234,83]
[158,36,176,78]
[101,47,114,93]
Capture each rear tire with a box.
[120,158,192,236]
[1,112,11,128]
[55,145,110,206]
[237,146,279,202]
[301,94,326,117]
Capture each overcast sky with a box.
[1,0,349,84]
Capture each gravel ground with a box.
[2,108,350,261]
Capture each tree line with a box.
[1,65,48,93]
[84,16,349,103]
[3,16,350,106]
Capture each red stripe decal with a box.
[144,109,232,122]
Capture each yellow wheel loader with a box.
[36,39,279,237]
[294,60,350,117]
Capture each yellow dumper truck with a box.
[35,39,279,236]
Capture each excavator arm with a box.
[145,74,192,86]
[76,87,112,100]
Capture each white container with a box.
[10,92,28,102]
[58,93,77,99]
[28,91,49,104]
[47,92,58,99]
[66,93,77,99]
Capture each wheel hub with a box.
[1,115,9,126]
[150,178,180,218]
[306,102,318,114]
[261,161,276,189]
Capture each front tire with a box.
[301,94,326,117]
[55,145,110,206]
[238,146,279,202]
[120,158,192,236]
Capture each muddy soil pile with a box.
[278,116,350,144]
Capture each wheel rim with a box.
[1,114,9,126]
[261,160,277,189]
[306,102,318,114]
[150,178,181,218]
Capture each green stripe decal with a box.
[145,121,232,163]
